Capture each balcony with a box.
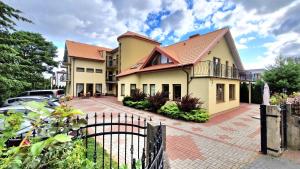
[60,73,71,82]
[193,61,239,79]
[107,60,118,69]
[106,76,117,83]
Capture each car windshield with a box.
[29,91,54,98]
[57,90,64,95]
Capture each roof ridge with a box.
[66,40,112,51]
[164,27,229,48]
[117,31,160,44]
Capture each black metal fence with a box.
[7,113,164,169]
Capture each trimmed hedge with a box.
[159,102,209,122]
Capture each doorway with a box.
[173,84,181,100]
[86,83,93,96]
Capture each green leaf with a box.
[31,141,45,156]
[54,134,71,143]
[28,111,40,119]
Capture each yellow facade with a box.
[119,37,158,71]
[118,69,187,101]
[117,36,241,115]
[190,78,240,114]
[66,57,106,97]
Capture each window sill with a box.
[229,99,236,101]
[216,101,225,104]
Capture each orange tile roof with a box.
[164,28,228,64]
[117,28,243,77]
[66,40,112,61]
[117,31,160,45]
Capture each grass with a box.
[86,138,118,169]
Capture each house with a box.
[117,28,244,115]
[63,40,111,97]
[245,69,264,82]
[64,27,245,115]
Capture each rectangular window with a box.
[229,84,235,100]
[162,84,169,98]
[173,84,181,100]
[108,84,113,91]
[130,84,136,96]
[143,84,147,94]
[95,84,102,94]
[216,84,225,103]
[121,84,125,96]
[150,84,155,96]
[86,68,94,73]
[95,69,102,73]
[76,67,85,72]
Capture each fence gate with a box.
[260,104,287,154]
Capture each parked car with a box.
[18,89,65,99]
[2,96,60,108]
[0,105,55,147]
[0,105,54,134]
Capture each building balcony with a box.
[106,76,117,83]
[60,73,71,82]
[107,60,118,69]
[192,61,255,81]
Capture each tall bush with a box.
[147,92,168,112]
[176,94,202,112]
[131,89,146,101]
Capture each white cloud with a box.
[239,37,255,44]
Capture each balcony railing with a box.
[106,76,117,83]
[193,61,256,81]
[193,61,239,79]
[107,60,118,68]
[60,73,71,82]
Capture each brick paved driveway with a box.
[67,97,300,169]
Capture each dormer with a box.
[141,46,180,69]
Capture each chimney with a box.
[189,34,200,39]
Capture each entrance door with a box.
[173,84,181,100]
[86,83,93,96]
[213,57,221,76]
[76,83,84,97]
[162,84,169,98]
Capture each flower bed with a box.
[122,90,209,123]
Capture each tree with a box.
[0,2,58,104]
[263,56,300,94]
[0,1,32,31]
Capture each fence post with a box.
[260,105,267,154]
[146,122,166,168]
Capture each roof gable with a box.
[140,46,180,69]
[65,40,111,61]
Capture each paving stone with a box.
[68,97,300,169]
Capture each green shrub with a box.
[270,93,288,105]
[180,109,209,122]
[159,102,180,118]
[135,100,150,109]
[122,96,133,106]
[147,92,168,112]
[176,94,202,112]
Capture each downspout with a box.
[72,58,75,97]
[181,65,193,95]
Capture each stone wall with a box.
[265,105,283,156]
[286,104,300,150]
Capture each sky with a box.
[3,0,300,70]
